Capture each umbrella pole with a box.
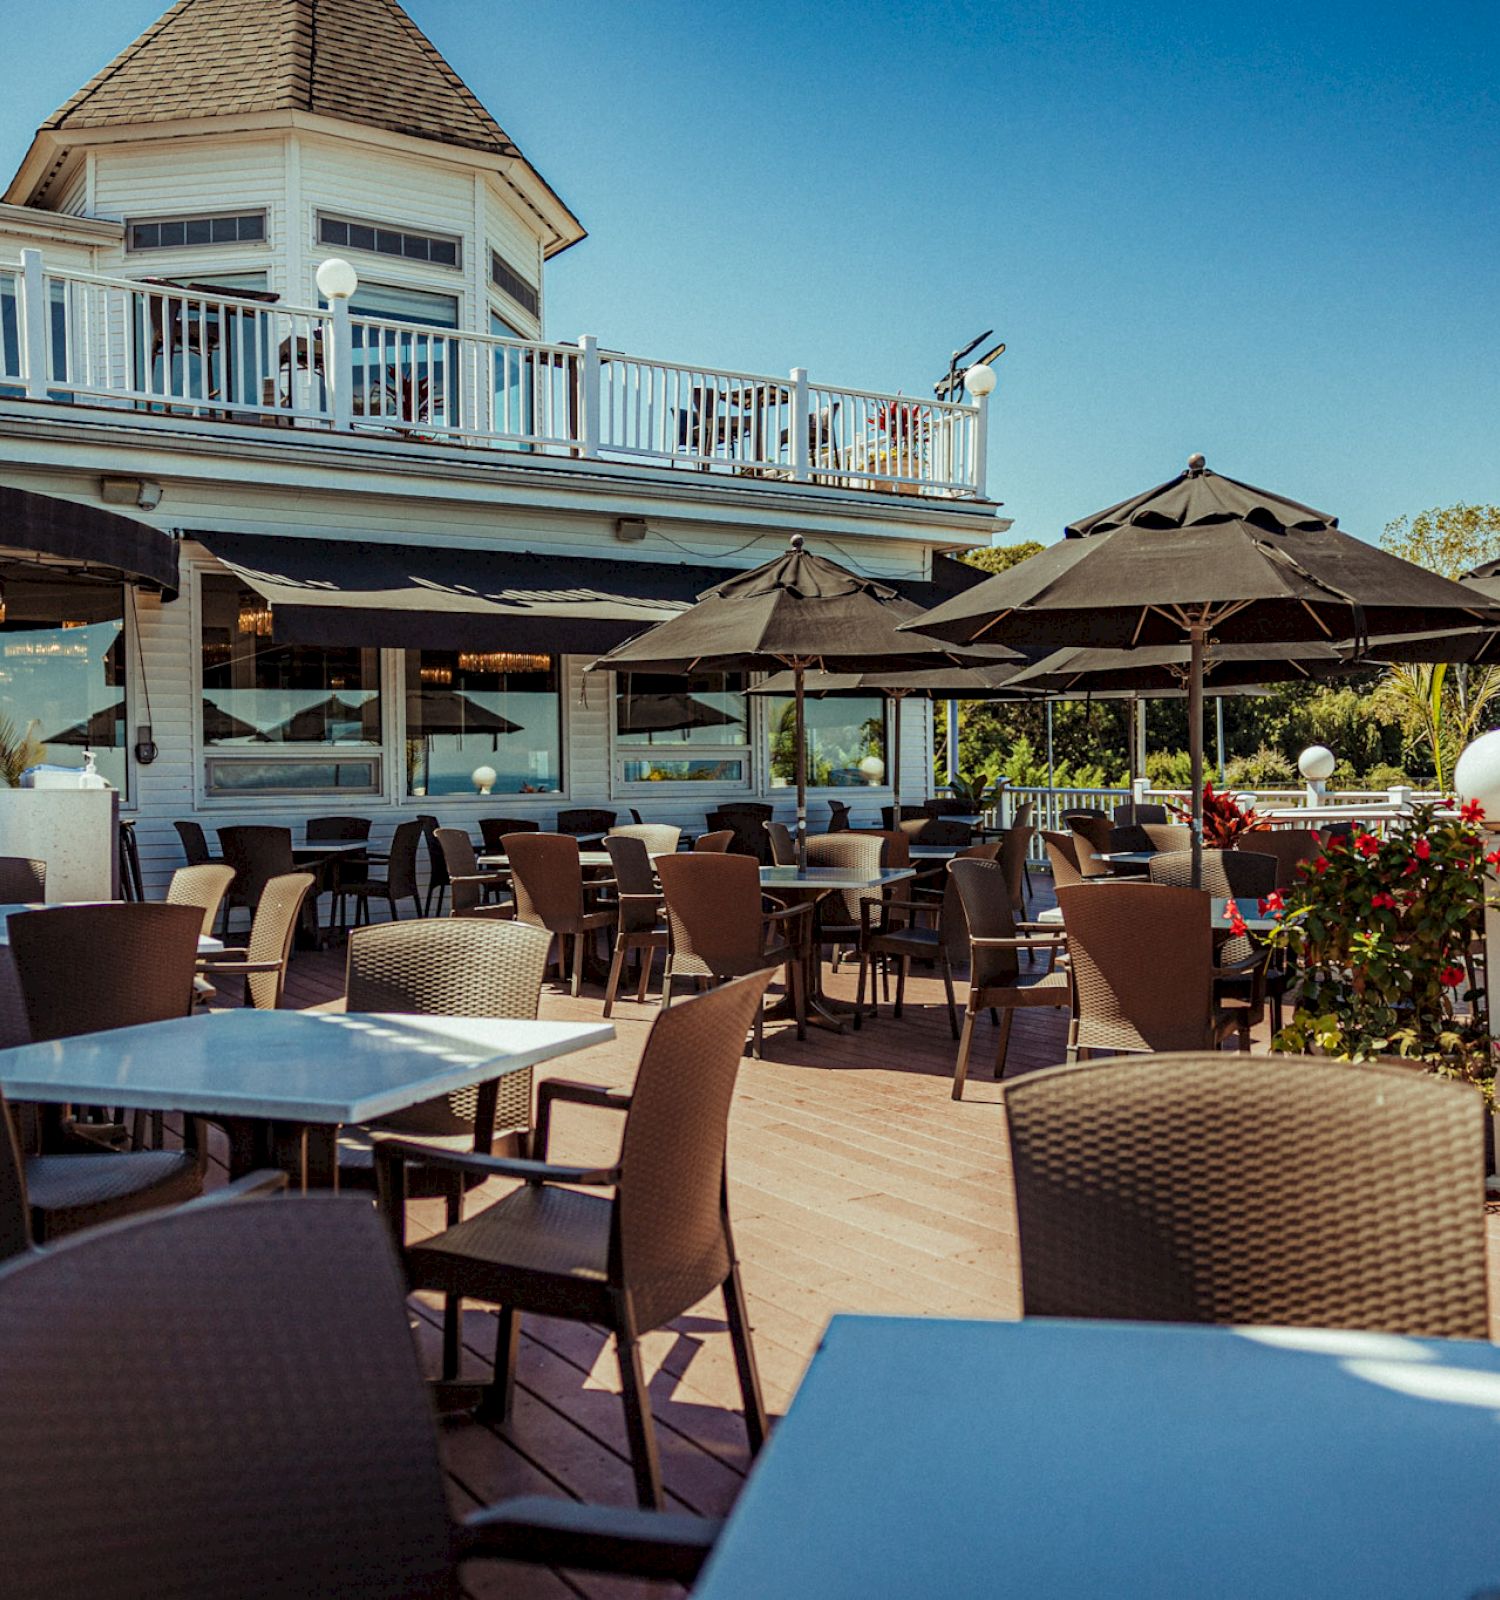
[795,664,808,873]
[890,691,904,826]
[1188,623,1206,889]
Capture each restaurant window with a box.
[317,213,461,270]
[614,670,750,786]
[0,569,127,792]
[199,574,381,796]
[490,249,539,317]
[338,282,460,429]
[404,650,562,797]
[490,309,535,446]
[767,694,886,788]
[126,211,268,251]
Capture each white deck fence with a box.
[0,251,987,498]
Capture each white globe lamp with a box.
[315,257,359,301]
[1455,730,1500,824]
[964,363,997,399]
[1298,745,1336,783]
[471,764,497,796]
[858,755,886,784]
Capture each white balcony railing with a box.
[0,251,988,498]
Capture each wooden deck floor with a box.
[260,878,1500,1599]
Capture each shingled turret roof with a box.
[44,0,522,160]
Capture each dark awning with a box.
[192,532,986,655]
[0,485,179,596]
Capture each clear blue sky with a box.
[4,0,1496,545]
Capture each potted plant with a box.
[1169,783,1270,847]
[865,398,930,492]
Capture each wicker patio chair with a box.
[881,804,927,830]
[196,872,313,1009]
[345,818,425,925]
[694,829,733,853]
[173,819,222,867]
[0,1196,721,1596]
[1041,829,1086,888]
[1239,829,1321,890]
[416,814,450,916]
[1003,1052,1489,1337]
[806,832,885,972]
[1113,801,1170,825]
[948,858,1070,1099]
[854,856,966,1037]
[434,827,510,918]
[602,835,668,1016]
[477,816,539,856]
[1067,815,1114,878]
[608,822,682,857]
[914,818,973,848]
[656,853,807,1055]
[705,806,772,861]
[376,971,776,1510]
[1057,881,1248,1057]
[0,857,45,902]
[1141,822,1194,852]
[217,825,295,937]
[556,807,616,839]
[504,833,615,996]
[765,820,797,865]
[827,799,852,831]
[166,863,236,938]
[1061,807,1108,825]
[923,797,973,818]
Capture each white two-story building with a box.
[0,0,1007,892]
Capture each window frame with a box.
[316,211,463,273]
[489,248,540,319]
[764,691,891,795]
[124,210,270,253]
[609,668,754,796]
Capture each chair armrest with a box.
[617,892,663,910]
[535,1077,632,1159]
[196,958,284,975]
[458,1496,721,1584]
[373,1137,620,1188]
[450,871,507,887]
[184,1169,290,1209]
[1017,921,1063,933]
[969,933,1066,950]
[762,901,813,924]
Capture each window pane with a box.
[320,217,348,247]
[348,283,459,327]
[615,671,747,747]
[200,576,380,763]
[402,234,429,259]
[205,756,379,795]
[404,650,561,796]
[375,230,403,257]
[430,239,458,266]
[158,220,186,247]
[349,222,375,252]
[768,694,886,787]
[621,756,745,784]
[238,213,265,241]
[0,573,127,792]
[184,218,212,245]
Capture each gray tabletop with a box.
[1095,850,1156,865]
[0,903,223,953]
[694,1315,1500,1599]
[1214,894,1280,933]
[0,1010,612,1123]
[907,844,962,859]
[760,866,916,891]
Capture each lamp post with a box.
[315,257,359,431]
[1299,743,1336,807]
[964,363,996,499]
[1455,731,1500,1042]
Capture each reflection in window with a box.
[0,571,126,790]
[615,670,749,785]
[343,282,460,428]
[200,575,380,795]
[768,694,886,788]
[405,650,562,797]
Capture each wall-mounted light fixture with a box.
[100,477,163,511]
[615,516,648,542]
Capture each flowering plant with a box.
[869,397,931,443]
[1264,802,1492,1092]
[1169,783,1270,848]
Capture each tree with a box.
[958,540,1045,576]
[1380,503,1500,579]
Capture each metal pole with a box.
[889,692,904,823]
[1216,694,1227,787]
[795,665,808,873]
[945,697,959,790]
[1188,625,1206,889]
[1045,699,1056,830]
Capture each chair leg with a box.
[613,1303,664,1510]
[636,944,655,1004]
[940,956,958,1040]
[661,961,674,1009]
[571,933,585,998]
[603,934,627,1017]
[893,956,908,1019]
[854,948,870,1029]
[994,1007,1015,1079]
[476,1306,520,1425]
[751,996,764,1060]
[953,1005,978,1101]
[723,1262,768,1456]
[442,1292,463,1380]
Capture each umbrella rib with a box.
[1298,600,1334,638]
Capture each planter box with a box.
[0,788,119,901]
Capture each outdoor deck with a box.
[258,875,1500,1599]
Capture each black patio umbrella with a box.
[905,456,1500,883]
[590,535,1003,866]
[1002,639,1369,696]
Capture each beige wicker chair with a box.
[1058,881,1248,1056]
[607,822,681,857]
[1003,1052,1489,1336]
[948,858,1070,1099]
[1141,822,1194,853]
[196,872,314,1009]
[376,972,777,1509]
[504,833,615,996]
[602,835,668,1016]
[0,858,45,902]
[166,863,235,938]
[1068,820,1113,879]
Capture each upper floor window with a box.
[126,212,267,251]
[490,250,539,317]
[318,213,461,270]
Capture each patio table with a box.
[907,843,964,860]
[1214,895,1280,933]
[692,1314,1500,1599]
[0,1009,612,1191]
[0,902,223,953]
[1094,850,1155,867]
[760,865,915,1033]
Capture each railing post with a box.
[790,367,810,481]
[578,334,601,458]
[971,392,989,498]
[324,296,354,431]
[18,249,49,400]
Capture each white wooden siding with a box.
[53,167,88,218]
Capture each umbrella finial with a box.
[789,533,806,552]
[1186,452,1206,475]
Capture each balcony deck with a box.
[209,872,1500,1598]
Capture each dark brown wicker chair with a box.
[1003,1052,1489,1337]
[1041,829,1085,888]
[478,816,539,856]
[217,825,295,937]
[434,827,510,917]
[923,797,973,819]
[827,799,852,831]
[556,807,616,840]
[656,853,807,1055]
[854,856,967,1037]
[608,822,681,857]
[1067,816,1114,878]
[694,829,733,853]
[0,858,46,902]
[346,818,425,925]
[1239,829,1321,889]
[376,971,776,1509]
[173,819,222,868]
[880,804,927,830]
[602,835,668,1016]
[504,833,615,996]
[705,805,773,862]
[0,1196,721,1594]
[765,820,797,865]
[338,918,552,1215]
[806,832,886,971]
[416,814,450,916]
[914,818,973,848]
[197,872,314,1009]
[1058,881,1248,1056]
[948,858,1070,1099]
[1113,801,1169,825]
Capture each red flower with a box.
[1326,833,1346,852]
[1354,833,1380,857]
[1440,965,1466,989]
[1312,856,1329,874]
[1486,848,1500,869]
[1414,837,1431,861]
[1462,798,1486,823]
[1370,891,1397,910]
[1224,898,1248,937]
[1257,891,1286,916]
